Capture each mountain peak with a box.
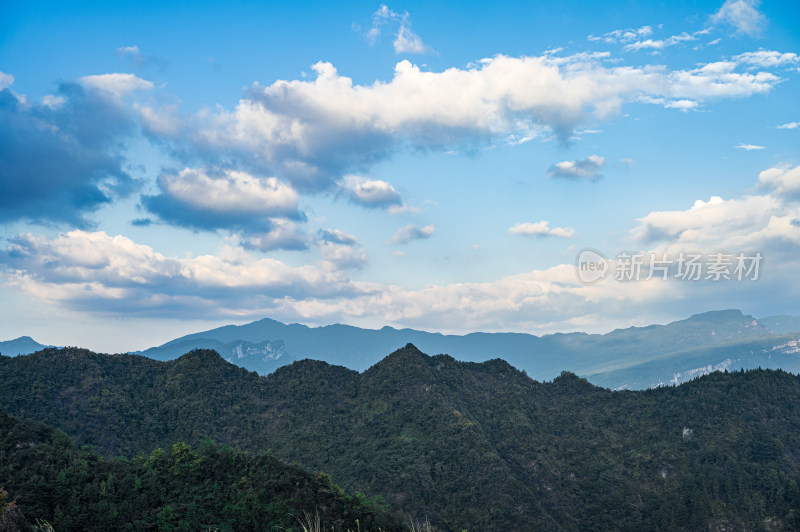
[687,309,746,321]
[172,348,227,366]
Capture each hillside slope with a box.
[0,408,402,531]
[3,345,800,530]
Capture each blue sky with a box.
[1,0,799,352]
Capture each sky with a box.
[1,0,799,352]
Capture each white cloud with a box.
[387,224,435,245]
[339,175,402,208]
[4,224,800,339]
[735,50,799,68]
[591,26,654,44]
[79,73,154,98]
[157,168,299,216]
[244,220,309,252]
[0,231,647,332]
[735,143,765,150]
[635,193,800,259]
[318,228,359,246]
[141,168,305,241]
[624,32,696,52]
[509,221,575,238]
[164,53,785,190]
[367,4,434,55]
[0,231,352,314]
[548,155,605,180]
[137,103,182,136]
[0,71,14,90]
[41,94,65,108]
[317,229,367,269]
[664,99,699,111]
[777,121,799,130]
[394,23,429,54]
[758,164,800,198]
[710,0,767,37]
[634,165,800,254]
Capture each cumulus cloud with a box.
[758,164,800,199]
[0,82,138,227]
[634,165,800,255]
[0,229,667,333]
[79,73,154,98]
[3,226,798,338]
[318,228,359,246]
[509,221,575,238]
[548,155,605,180]
[339,175,402,208]
[387,224,435,245]
[243,220,309,252]
[710,0,767,37]
[367,5,434,54]
[142,167,304,234]
[149,52,785,192]
[0,231,356,317]
[3,229,731,343]
[317,229,367,269]
[777,121,799,130]
[735,143,765,150]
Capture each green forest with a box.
[3,345,800,530]
[0,409,402,531]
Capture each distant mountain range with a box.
[5,310,800,389]
[132,309,800,389]
[3,345,800,530]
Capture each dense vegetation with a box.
[3,345,800,529]
[0,409,402,531]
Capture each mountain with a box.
[0,336,50,356]
[142,336,294,374]
[4,345,800,530]
[761,315,800,335]
[587,333,800,389]
[0,407,402,531]
[138,309,789,389]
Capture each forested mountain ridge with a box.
[132,309,800,389]
[5,310,799,389]
[0,408,403,531]
[3,345,800,529]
